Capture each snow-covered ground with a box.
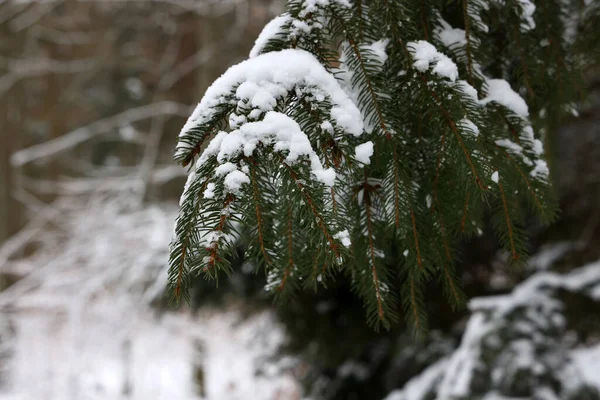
[0,193,301,400]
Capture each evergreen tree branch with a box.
[364,182,385,321]
[462,0,474,84]
[511,25,535,99]
[497,182,519,262]
[204,193,235,272]
[419,74,485,191]
[278,206,295,292]
[249,161,271,264]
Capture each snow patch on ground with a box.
[0,195,300,400]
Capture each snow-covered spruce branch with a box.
[168,0,594,330]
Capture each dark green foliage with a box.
[167,0,597,332]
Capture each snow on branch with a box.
[175,48,364,162]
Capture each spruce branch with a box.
[165,0,595,331]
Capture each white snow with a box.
[438,313,493,399]
[384,357,449,400]
[572,344,600,391]
[481,79,529,118]
[249,14,291,58]
[491,171,499,183]
[354,141,374,165]
[517,0,536,31]
[214,162,237,177]
[459,118,480,137]
[456,80,479,102]
[202,111,337,188]
[528,242,573,271]
[176,48,364,159]
[407,40,459,81]
[437,27,466,48]
[334,229,352,247]
[179,168,197,206]
[495,136,548,179]
[299,0,352,17]
[223,170,250,194]
[470,261,600,316]
[366,38,390,65]
[320,121,334,134]
[531,159,549,179]
[435,18,467,48]
[532,139,544,156]
[0,194,301,400]
[495,139,523,155]
[204,182,216,199]
[520,126,545,156]
[466,0,490,33]
[337,43,374,134]
[382,260,600,400]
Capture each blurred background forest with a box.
[1,1,600,399]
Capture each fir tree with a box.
[167,0,598,332]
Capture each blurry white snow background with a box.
[0,192,301,400]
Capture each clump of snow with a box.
[320,121,334,134]
[176,48,364,159]
[249,14,291,58]
[481,79,529,118]
[456,80,480,102]
[437,26,466,48]
[459,118,480,137]
[517,0,536,31]
[214,162,237,177]
[495,136,549,179]
[204,182,216,199]
[495,138,523,155]
[491,171,499,183]
[532,139,544,156]
[407,40,459,81]
[531,159,549,179]
[354,141,374,165]
[519,126,545,156]
[203,111,337,189]
[223,170,250,194]
[466,0,490,33]
[366,38,390,65]
[334,230,352,247]
[435,18,467,48]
